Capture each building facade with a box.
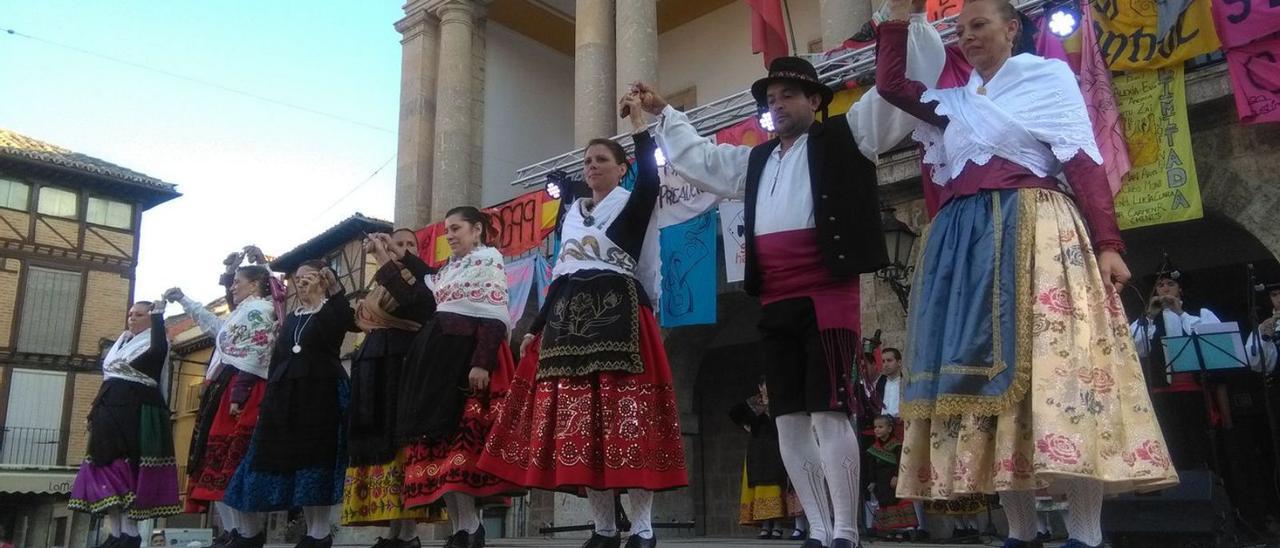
[389,0,1280,541]
[0,129,179,548]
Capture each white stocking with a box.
[626,490,654,539]
[913,501,926,530]
[236,511,263,537]
[999,490,1038,541]
[587,488,618,537]
[1062,478,1104,546]
[776,413,832,546]
[120,519,139,537]
[303,506,334,539]
[444,493,479,534]
[794,515,808,533]
[104,509,123,538]
[812,411,860,543]
[1037,511,1052,534]
[215,502,238,533]
[394,519,419,541]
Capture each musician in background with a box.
[1129,262,1221,379]
[1245,283,1280,375]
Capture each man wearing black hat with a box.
[1245,283,1280,375]
[1129,261,1222,384]
[632,17,942,548]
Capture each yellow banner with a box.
[1112,67,1203,230]
[1090,0,1220,70]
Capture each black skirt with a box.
[250,372,345,474]
[395,318,478,444]
[745,427,786,487]
[347,327,416,466]
[87,379,173,464]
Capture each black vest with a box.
[741,115,889,297]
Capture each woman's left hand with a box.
[468,367,491,393]
[1098,249,1130,295]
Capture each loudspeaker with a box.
[1102,470,1234,548]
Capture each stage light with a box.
[654,147,667,167]
[1048,5,1079,37]
[759,112,775,132]
[545,171,567,199]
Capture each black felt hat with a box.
[751,56,834,111]
[1151,255,1184,285]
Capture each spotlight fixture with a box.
[1047,2,1080,37]
[759,111,775,132]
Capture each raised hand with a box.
[321,268,342,296]
[630,81,668,115]
[243,245,267,265]
[163,287,185,302]
[619,93,647,132]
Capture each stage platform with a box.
[292,539,1054,548]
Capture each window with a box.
[86,197,133,229]
[16,266,82,355]
[1,369,67,466]
[37,187,78,218]
[0,177,30,210]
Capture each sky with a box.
[1,1,404,305]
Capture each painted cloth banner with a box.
[505,256,538,323]
[533,254,552,310]
[1225,37,1280,124]
[416,190,561,268]
[487,191,560,258]
[659,209,718,328]
[1111,67,1204,229]
[1059,5,1133,195]
[656,167,720,229]
[1212,0,1280,48]
[1090,0,1220,70]
[718,200,747,283]
[716,116,770,147]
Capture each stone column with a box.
[428,0,482,220]
[821,0,873,50]
[615,0,657,134]
[393,1,439,228]
[574,0,616,144]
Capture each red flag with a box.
[747,0,788,68]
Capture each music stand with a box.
[1161,323,1250,474]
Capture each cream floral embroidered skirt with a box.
[897,188,1179,500]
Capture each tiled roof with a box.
[0,127,180,205]
[270,212,393,273]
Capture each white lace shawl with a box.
[429,246,513,332]
[913,53,1103,186]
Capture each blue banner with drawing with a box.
[658,208,718,327]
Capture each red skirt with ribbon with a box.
[478,306,688,492]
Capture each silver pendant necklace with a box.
[291,308,317,354]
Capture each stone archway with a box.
[1188,97,1280,261]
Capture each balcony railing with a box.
[1,426,67,467]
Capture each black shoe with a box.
[800,540,824,548]
[117,535,142,548]
[831,539,859,548]
[772,529,784,539]
[623,534,657,548]
[759,529,773,540]
[94,535,121,548]
[228,531,266,548]
[468,525,486,548]
[443,531,470,548]
[404,538,421,548]
[209,532,233,548]
[297,536,333,548]
[370,537,399,548]
[909,529,930,542]
[789,530,807,541]
[580,533,621,548]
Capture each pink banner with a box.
[1213,0,1280,48]
[1226,36,1280,124]
[1078,4,1133,195]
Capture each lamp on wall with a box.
[877,207,919,312]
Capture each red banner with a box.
[416,190,561,268]
[715,116,770,147]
